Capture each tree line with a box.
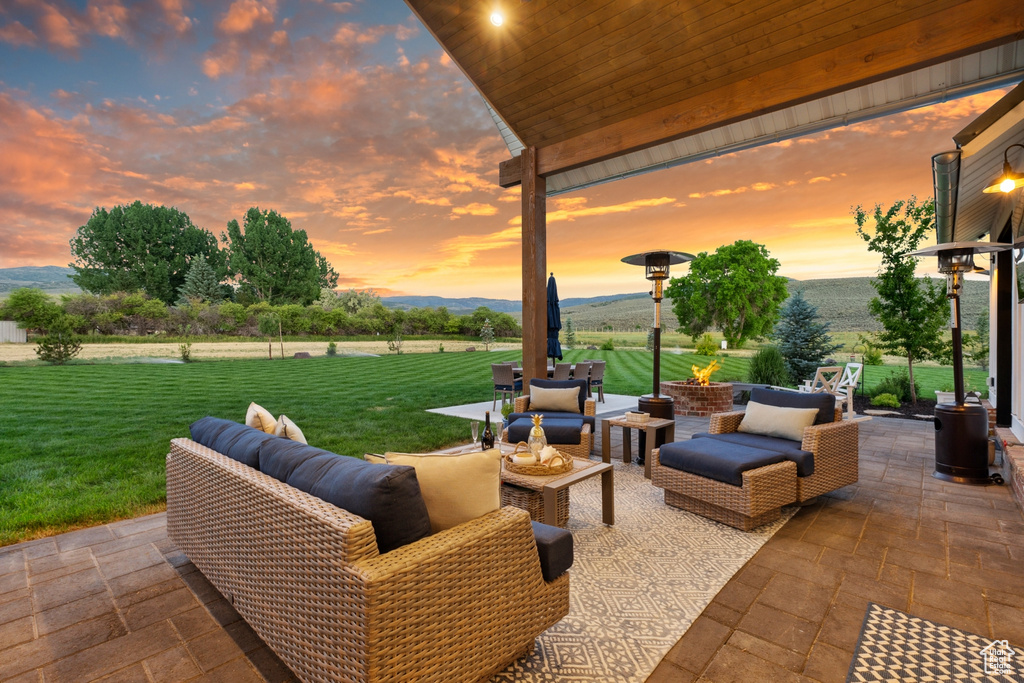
[68,202,338,307]
[1,287,520,340]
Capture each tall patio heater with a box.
[908,151,1010,485]
[621,250,694,435]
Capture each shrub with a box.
[871,369,920,403]
[600,338,615,351]
[856,334,884,365]
[34,316,82,365]
[695,333,718,356]
[326,341,337,357]
[870,393,901,408]
[746,346,789,386]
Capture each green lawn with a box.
[0,348,986,546]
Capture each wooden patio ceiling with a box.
[404,0,1024,389]
[406,0,1024,184]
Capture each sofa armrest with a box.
[802,419,859,478]
[709,411,746,434]
[585,399,596,417]
[514,395,529,412]
[354,507,570,679]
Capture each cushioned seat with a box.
[507,417,584,445]
[189,416,278,470]
[659,439,787,487]
[506,411,596,431]
[692,432,815,477]
[531,522,573,581]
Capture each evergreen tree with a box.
[774,290,841,382]
[564,316,577,350]
[480,318,495,351]
[177,258,223,304]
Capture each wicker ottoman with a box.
[651,440,798,531]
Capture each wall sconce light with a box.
[982,143,1024,193]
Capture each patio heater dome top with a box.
[621,251,695,267]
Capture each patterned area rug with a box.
[492,457,794,682]
[847,603,1024,682]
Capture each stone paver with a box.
[647,415,1024,682]
[2,412,1022,682]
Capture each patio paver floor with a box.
[1,414,1022,682]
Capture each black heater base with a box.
[933,403,992,485]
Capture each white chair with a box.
[834,363,863,421]
[798,366,843,394]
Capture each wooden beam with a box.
[499,155,522,189]
[520,146,547,393]
[497,2,1024,185]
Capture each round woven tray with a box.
[503,442,574,476]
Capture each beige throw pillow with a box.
[274,415,307,444]
[528,386,581,413]
[363,453,388,464]
[737,401,819,442]
[384,450,501,533]
[245,402,277,434]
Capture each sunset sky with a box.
[0,0,1008,299]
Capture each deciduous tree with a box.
[223,208,339,305]
[666,240,788,348]
[854,197,947,403]
[69,202,224,304]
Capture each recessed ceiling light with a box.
[490,11,503,26]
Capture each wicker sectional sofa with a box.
[167,419,570,683]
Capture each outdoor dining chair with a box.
[552,363,572,380]
[572,361,592,394]
[588,360,606,402]
[492,363,523,409]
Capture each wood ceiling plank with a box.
[516,0,929,143]
[500,0,859,127]
[457,0,663,92]
[497,0,1024,183]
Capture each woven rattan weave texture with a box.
[167,438,569,683]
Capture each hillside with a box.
[546,277,988,333]
[0,266,78,294]
[380,291,646,313]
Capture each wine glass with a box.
[471,421,480,447]
[494,420,504,451]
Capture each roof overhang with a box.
[405,1,1024,196]
[951,80,1024,241]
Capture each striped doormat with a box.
[847,603,1024,682]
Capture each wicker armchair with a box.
[707,405,858,501]
[167,439,569,683]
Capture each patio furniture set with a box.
[490,359,605,408]
[165,379,859,682]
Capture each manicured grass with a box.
[0,348,986,546]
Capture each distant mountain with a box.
[0,266,78,294]
[380,292,647,313]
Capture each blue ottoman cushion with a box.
[659,439,787,487]
[507,417,584,445]
[506,412,596,431]
[692,433,815,477]
[531,521,573,581]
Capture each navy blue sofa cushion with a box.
[507,417,584,445]
[531,521,573,581]
[285,451,432,554]
[659,439,787,487]
[693,432,815,477]
[749,388,835,425]
[189,417,277,470]
[258,437,333,482]
[507,412,596,431]
[529,379,589,414]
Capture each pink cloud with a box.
[218,0,276,35]
[0,21,37,46]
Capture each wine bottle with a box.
[481,411,495,449]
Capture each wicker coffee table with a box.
[442,443,614,528]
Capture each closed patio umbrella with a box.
[547,273,562,361]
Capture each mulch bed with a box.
[851,394,938,421]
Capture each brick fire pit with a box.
[660,381,734,417]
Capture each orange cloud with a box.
[218,0,276,35]
[0,21,37,46]
[452,202,498,217]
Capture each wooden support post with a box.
[521,146,547,394]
